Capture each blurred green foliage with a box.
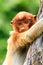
[0,0,40,65]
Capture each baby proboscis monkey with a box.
[3,11,43,65]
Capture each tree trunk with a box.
[23,0,43,65]
[23,34,43,65]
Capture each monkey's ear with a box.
[11,21,13,24]
[34,15,37,20]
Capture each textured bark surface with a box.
[37,0,43,20]
[23,0,43,65]
[23,34,43,65]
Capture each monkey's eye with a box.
[24,19,28,24]
[17,21,22,25]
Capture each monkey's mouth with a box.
[19,28,28,33]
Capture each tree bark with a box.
[23,33,43,65]
[23,0,43,64]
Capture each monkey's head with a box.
[11,11,36,33]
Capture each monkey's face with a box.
[13,19,33,32]
[11,12,36,33]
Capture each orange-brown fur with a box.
[2,11,37,65]
[11,11,36,33]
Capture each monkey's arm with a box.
[23,18,43,43]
